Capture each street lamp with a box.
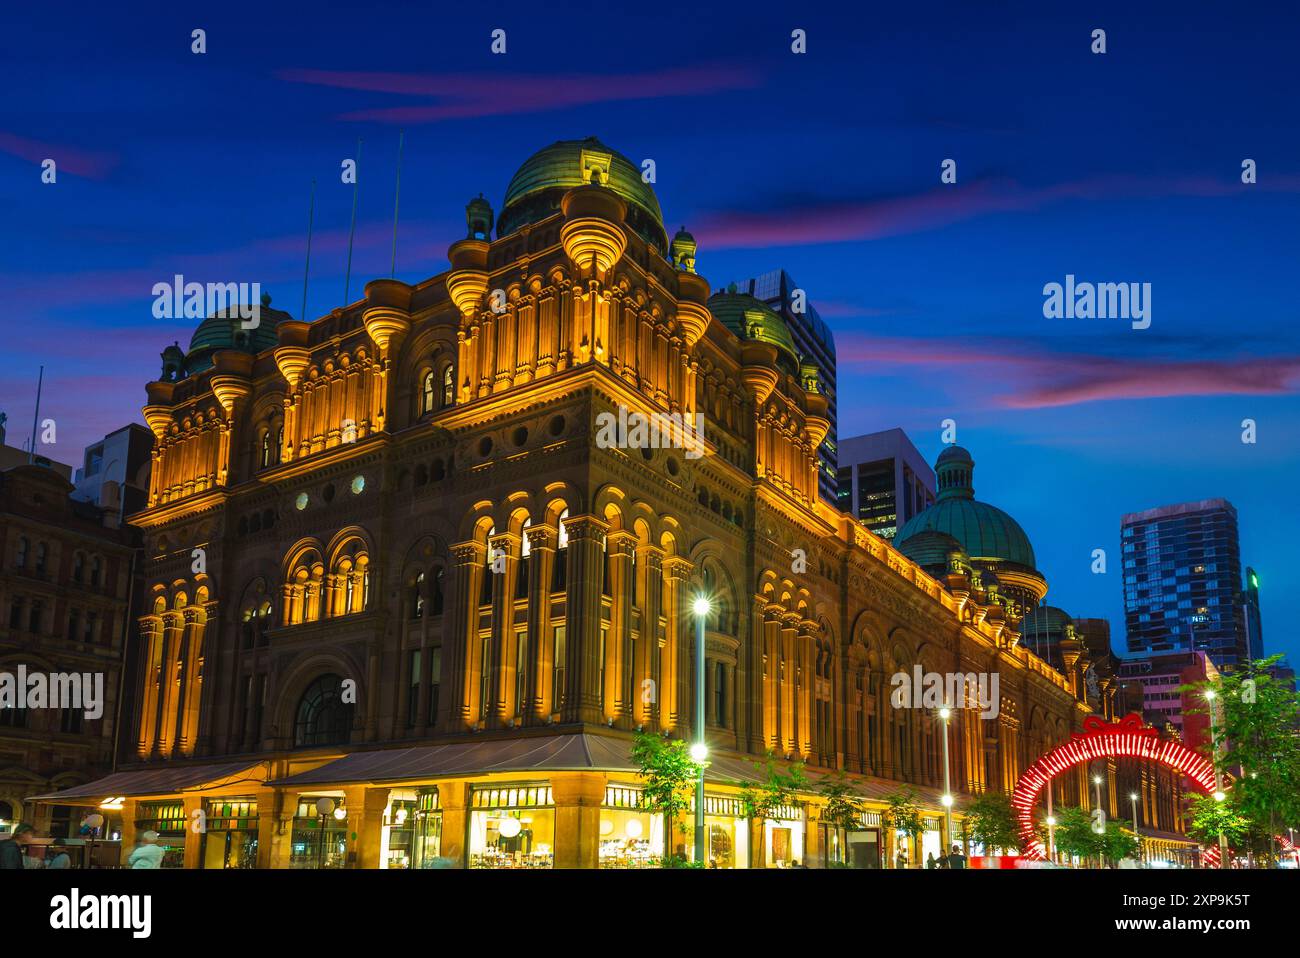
[1046,814,1057,863]
[691,595,712,866]
[1129,792,1140,866]
[1092,773,1103,812]
[937,706,953,853]
[1205,689,1227,867]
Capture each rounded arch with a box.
[1012,714,1219,862]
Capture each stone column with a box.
[118,799,140,867]
[604,530,635,725]
[634,545,663,728]
[489,531,521,725]
[798,620,816,758]
[780,613,799,754]
[346,785,390,869]
[551,772,607,869]
[182,795,203,869]
[439,782,469,867]
[253,787,281,870]
[660,557,691,734]
[443,541,486,731]
[764,606,781,751]
[526,524,556,723]
[562,516,607,725]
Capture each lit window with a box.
[351,475,365,495]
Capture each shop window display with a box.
[412,788,446,868]
[681,795,750,869]
[598,785,664,868]
[382,793,417,869]
[290,797,348,869]
[763,804,805,868]
[135,801,186,868]
[201,798,258,869]
[469,785,554,869]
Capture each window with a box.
[411,572,425,619]
[28,600,42,633]
[294,674,354,747]
[68,609,79,641]
[714,661,726,727]
[261,432,271,468]
[73,552,84,583]
[428,647,442,726]
[16,537,28,568]
[441,365,455,407]
[431,568,445,616]
[421,370,436,414]
[90,556,102,586]
[552,510,569,592]
[553,625,566,710]
[84,611,97,643]
[9,598,24,629]
[34,542,47,575]
[408,650,422,727]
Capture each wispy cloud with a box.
[696,173,1300,250]
[835,332,1300,409]
[277,66,761,123]
[0,131,118,179]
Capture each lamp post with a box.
[691,596,711,866]
[1205,689,1227,868]
[315,797,335,869]
[938,706,953,853]
[1092,773,1103,812]
[1129,792,1140,866]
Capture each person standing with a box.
[946,843,967,869]
[0,823,37,870]
[128,830,164,869]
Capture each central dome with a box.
[496,137,667,250]
[896,446,1037,569]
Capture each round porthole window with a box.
[295,492,308,511]
[351,475,365,495]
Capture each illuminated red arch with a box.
[1011,714,1220,864]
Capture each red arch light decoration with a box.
[1011,714,1220,864]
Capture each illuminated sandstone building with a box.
[35,138,1183,868]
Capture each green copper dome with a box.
[708,288,801,374]
[896,447,1037,569]
[497,137,668,250]
[184,296,289,374]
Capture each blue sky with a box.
[3,0,1297,668]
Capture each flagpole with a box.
[391,131,405,278]
[28,365,44,464]
[301,179,316,323]
[344,139,362,304]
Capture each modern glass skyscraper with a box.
[836,429,935,540]
[729,270,838,504]
[1121,499,1250,667]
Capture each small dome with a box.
[497,138,667,250]
[185,297,290,374]
[708,289,800,374]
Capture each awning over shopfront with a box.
[272,733,639,788]
[24,761,267,804]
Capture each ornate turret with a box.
[670,226,697,272]
[559,184,628,276]
[466,194,494,240]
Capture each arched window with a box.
[516,519,532,599]
[260,431,271,469]
[421,370,436,415]
[481,526,497,605]
[275,426,284,462]
[294,674,353,747]
[330,541,370,616]
[441,365,455,407]
[285,549,325,625]
[16,537,28,568]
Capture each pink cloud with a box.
[835,332,1300,408]
[695,174,1300,250]
[0,131,117,179]
[277,66,761,123]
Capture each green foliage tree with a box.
[1183,654,1300,865]
[737,752,808,824]
[966,791,1020,855]
[817,769,867,867]
[631,731,700,867]
[881,787,924,868]
[1185,792,1252,851]
[1050,806,1139,867]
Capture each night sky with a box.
[4,1,1297,669]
